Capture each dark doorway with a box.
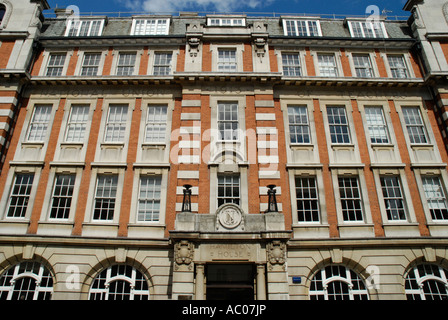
[206,264,255,300]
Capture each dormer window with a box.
[207,17,246,27]
[131,18,170,35]
[65,19,104,37]
[347,20,388,38]
[283,18,322,37]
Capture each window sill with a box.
[410,143,434,149]
[370,143,394,148]
[21,141,45,147]
[142,143,166,148]
[100,142,125,148]
[331,143,355,148]
[60,142,85,147]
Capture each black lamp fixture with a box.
[266,184,278,213]
[182,184,192,213]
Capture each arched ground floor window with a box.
[0,261,53,300]
[309,265,369,300]
[89,264,150,300]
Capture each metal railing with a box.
[44,9,411,21]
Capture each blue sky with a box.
[45,0,410,18]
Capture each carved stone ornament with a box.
[188,37,201,57]
[267,240,286,269]
[216,203,244,230]
[174,240,194,269]
[254,37,267,58]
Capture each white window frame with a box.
[46,53,67,77]
[64,19,105,37]
[386,54,410,79]
[295,176,320,223]
[282,52,302,76]
[26,105,53,142]
[64,104,90,143]
[152,52,173,76]
[137,175,162,222]
[364,106,390,144]
[131,18,170,35]
[287,105,311,144]
[405,264,448,300]
[211,44,244,73]
[104,104,129,143]
[337,175,364,222]
[380,175,408,221]
[217,102,239,141]
[401,106,429,145]
[309,265,369,300]
[316,53,339,77]
[326,106,351,144]
[421,175,448,221]
[6,173,35,219]
[92,174,119,221]
[116,52,137,76]
[0,262,53,300]
[282,19,322,37]
[347,20,388,39]
[217,173,241,208]
[145,105,168,143]
[207,17,246,27]
[88,265,150,300]
[48,173,76,220]
[217,48,237,72]
[80,52,102,76]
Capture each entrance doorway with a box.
[206,264,255,300]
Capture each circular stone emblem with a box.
[218,205,242,229]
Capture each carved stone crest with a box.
[267,240,286,270]
[216,203,244,230]
[174,240,194,270]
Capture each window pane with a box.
[105,105,128,142]
[327,107,351,144]
[50,174,75,220]
[365,107,389,144]
[46,54,66,76]
[380,176,407,221]
[288,106,310,144]
[27,105,52,142]
[93,175,118,221]
[217,175,240,207]
[402,107,428,144]
[145,106,167,143]
[218,103,238,141]
[117,52,136,76]
[65,105,89,142]
[422,176,448,221]
[338,177,363,222]
[388,55,408,78]
[318,54,338,77]
[138,176,162,222]
[282,53,301,76]
[353,55,373,78]
[81,53,101,76]
[0,262,53,300]
[218,49,237,72]
[153,52,172,75]
[7,174,34,218]
[296,177,320,222]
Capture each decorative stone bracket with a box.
[174,240,194,270]
[267,240,286,270]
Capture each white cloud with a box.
[118,0,274,13]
